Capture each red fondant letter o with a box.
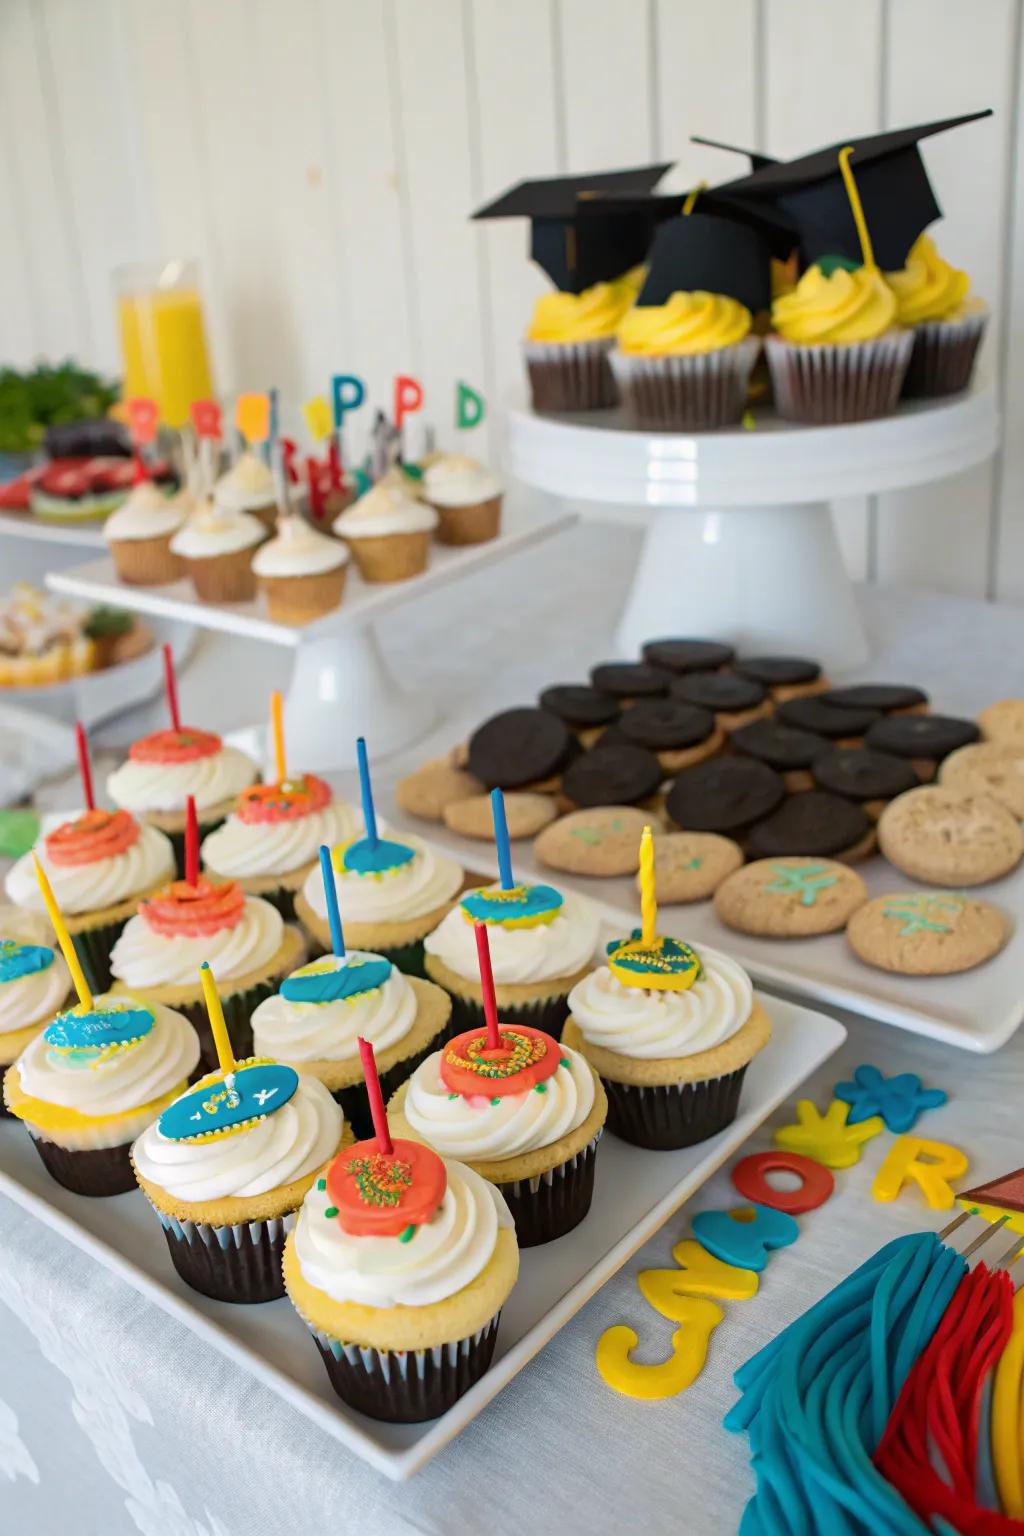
[731,1151,834,1215]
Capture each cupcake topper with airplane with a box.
[459,788,563,929]
[606,826,703,991]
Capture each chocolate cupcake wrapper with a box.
[901,313,987,399]
[153,1207,295,1303]
[310,1312,501,1422]
[377,939,427,980]
[182,979,278,1074]
[524,338,618,413]
[30,1133,136,1196]
[445,987,572,1043]
[610,338,760,429]
[495,1131,601,1247]
[333,1033,443,1139]
[250,883,299,922]
[765,332,913,424]
[601,1065,749,1151]
[71,918,128,995]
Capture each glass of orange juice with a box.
[116,260,214,428]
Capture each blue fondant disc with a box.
[461,883,563,927]
[337,836,416,877]
[45,1002,154,1054]
[0,939,55,984]
[606,930,703,989]
[159,1061,299,1141]
[280,953,393,1004]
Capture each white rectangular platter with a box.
[0,993,844,1481]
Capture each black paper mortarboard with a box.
[472,164,674,291]
[636,212,772,312]
[690,136,779,172]
[715,111,992,269]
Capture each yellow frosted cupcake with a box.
[525,267,642,413]
[612,289,759,429]
[886,233,987,398]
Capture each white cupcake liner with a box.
[610,336,760,429]
[308,1311,503,1420]
[765,330,914,423]
[154,1209,296,1248]
[902,312,988,398]
[149,1205,297,1301]
[523,337,618,413]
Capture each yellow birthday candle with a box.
[199,961,235,1079]
[33,854,92,1011]
[270,689,287,785]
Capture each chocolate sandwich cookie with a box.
[745,790,874,862]
[613,699,722,773]
[776,695,880,741]
[640,637,735,674]
[668,670,770,731]
[864,713,980,780]
[820,683,929,714]
[731,719,828,791]
[539,684,621,731]
[811,747,918,817]
[666,757,785,835]
[561,742,664,809]
[733,655,825,701]
[468,707,577,790]
[590,662,670,702]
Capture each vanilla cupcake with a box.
[525,268,642,412]
[421,455,503,546]
[213,448,279,530]
[0,908,71,1102]
[109,875,305,1070]
[283,1139,518,1419]
[5,810,175,992]
[565,935,771,1149]
[389,1024,606,1245]
[332,481,437,583]
[887,234,988,398]
[104,479,185,585]
[295,832,463,977]
[424,881,600,1039]
[251,514,349,624]
[170,498,265,603]
[4,993,199,1196]
[251,950,452,1132]
[133,1057,347,1301]
[200,775,362,918]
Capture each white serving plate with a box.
[0,988,844,1481]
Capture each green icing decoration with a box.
[316,1178,326,1191]
[765,862,839,907]
[817,254,860,276]
[882,893,964,937]
[398,1224,417,1243]
[324,1205,339,1219]
[534,1082,548,1094]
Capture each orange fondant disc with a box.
[326,1136,447,1237]
[235,774,331,824]
[130,728,222,765]
[440,1024,560,1099]
[45,808,140,867]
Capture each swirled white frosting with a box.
[170,499,265,559]
[251,951,417,1062]
[15,997,199,1117]
[301,835,462,926]
[213,450,277,513]
[423,888,600,985]
[333,481,438,539]
[201,796,361,880]
[107,744,258,815]
[110,896,284,989]
[402,1041,594,1160]
[567,944,753,1059]
[292,1155,512,1307]
[252,516,349,577]
[422,455,502,508]
[132,1072,342,1200]
[0,908,70,1038]
[5,823,175,916]
[104,481,184,542]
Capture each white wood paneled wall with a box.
[1,0,1021,601]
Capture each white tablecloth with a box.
[2,520,1024,1536]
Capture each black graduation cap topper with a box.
[690,136,779,172]
[716,111,992,270]
[472,164,675,292]
[636,211,772,312]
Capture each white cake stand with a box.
[505,388,999,671]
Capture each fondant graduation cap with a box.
[716,111,992,270]
[472,164,674,291]
[691,136,779,172]
[636,212,773,312]
[959,1166,1024,1234]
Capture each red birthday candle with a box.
[75,721,95,812]
[162,642,181,733]
[475,921,502,1051]
[184,795,199,887]
[358,1036,393,1155]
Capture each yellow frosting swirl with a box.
[527,273,639,344]
[616,292,752,356]
[886,234,972,325]
[772,265,897,345]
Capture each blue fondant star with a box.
[833,1063,947,1135]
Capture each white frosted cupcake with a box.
[104,479,185,585]
[133,1058,347,1302]
[107,723,258,860]
[201,774,362,917]
[295,831,463,977]
[170,498,266,603]
[5,809,175,992]
[251,949,452,1130]
[3,992,199,1195]
[213,449,278,529]
[251,514,349,625]
[332,481,437,582]
[0,908,71,1088]
[421,454,503,546]
[423,881,600,1038]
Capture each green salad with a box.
[0,362,120,453]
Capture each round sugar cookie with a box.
[714,857,868,937]
[878,786,1024,887]
[847,891,1009,975]
[977,699,1024,751]
[938,742,1024,818]
[443,791,556,841]
[395,759,483,821]
[638,831,744,903]
[534,807,655,877]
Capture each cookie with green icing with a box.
[714,857,868,938]
[847,890,1008,975]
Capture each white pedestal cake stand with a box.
[505,388,999,671]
